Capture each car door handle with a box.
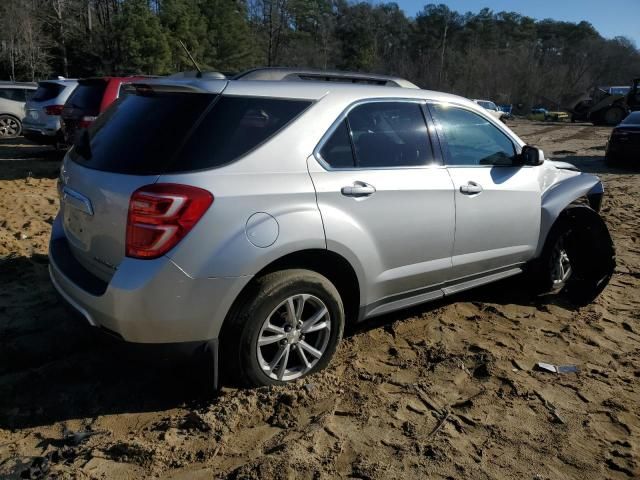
[460,182,483,195]
[341,182,376,197]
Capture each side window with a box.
[0,89,13,101]
[319,120,355,168]
[431,104,516,166]
[347,102,432,168]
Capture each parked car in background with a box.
[530,108,569,122]
[0,82,37,138]
[60,76,151,144]
[50,68,615,389]
[473,99,505,122]
[498,104,514,120]
[605,111,640,165]
[22,79,78,147]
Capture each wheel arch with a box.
[536,174,605,257]
[531,203,615,305]
[219,248,362,341]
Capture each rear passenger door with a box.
[308,100,455,315]
[428,103,542,280]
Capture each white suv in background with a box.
[0,82,37,138]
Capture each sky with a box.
[391,0,640,47]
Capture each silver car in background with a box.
[0,82,37,138]
[473,99,505,122]
[49,69,615,388]
[23,79,78,146]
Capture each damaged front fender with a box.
[537,171,605,257]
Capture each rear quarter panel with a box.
[158,97,337,279]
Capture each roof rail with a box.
[233,67,418,89]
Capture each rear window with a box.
[0,88,29,102]
[67,81,107,114]
[621,112,640,124]
[32,83,64,102]
[69,92,311,175]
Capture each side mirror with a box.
[519,145,544,166]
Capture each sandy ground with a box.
[0,121,638,479]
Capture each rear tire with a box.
[532,206,615,306]
[222,269,344,387]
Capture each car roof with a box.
[0,81,37,89]
[79,76,158,83]
[132,77,476,109]
[39,79,78,86]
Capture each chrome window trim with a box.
[313,97,445,171]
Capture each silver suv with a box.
[23,79,78,146]
[49,69,615,387]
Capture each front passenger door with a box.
[429,103,542,280]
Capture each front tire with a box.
[533,206,615,306]
[222,269,344,387]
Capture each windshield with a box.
[67,80,107,114]
[69,91,311,175]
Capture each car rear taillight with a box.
[78,116,97,128]
[126,184,213,259]
[44,105,64,116]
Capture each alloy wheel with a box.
[257,294,331,381]
[550,235,573,293]
[0,116,20,138]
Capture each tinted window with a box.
[0,88,26,102]
[70,93,311,175]
[610,87,630,95]
[431,104,515,166]
[32,83,65,102]
[347,102,432,168]
[177,96,310,171]
[320,120,354,168]
[70,92,215,174]
[67,81,107,114]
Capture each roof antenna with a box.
[179,40,202,77]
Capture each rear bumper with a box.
[22,122,60,144]
[607,142,640,158]
[48,216,251,343]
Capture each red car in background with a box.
[61,76,152,144]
